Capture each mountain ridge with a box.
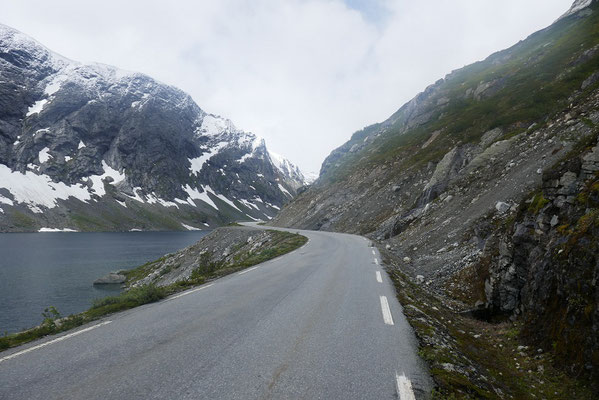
[273,0,599,395]
[0,23,306,232]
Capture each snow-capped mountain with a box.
[0,23,306,232]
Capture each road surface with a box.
[0,224,432,399]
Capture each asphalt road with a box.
[0,224,432,399]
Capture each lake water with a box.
[0,231,210,334]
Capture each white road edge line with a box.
[379,296,394,325]
[376,271,383,283]
[396,372,416,400]
[371,249,376,256]
[0,320,112,363]
[374,258,379,265]
[170,283,214,300]
[237,266,259,275]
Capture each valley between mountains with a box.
[1,1,599,399]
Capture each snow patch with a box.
[303,171,319,184]
[27,99,48,116]
[197,115,240,137]
[38,147,52,163]
[64,156,72,162]
[88,161,126,197]
[236,152,253,163]
[39,227,78,232]
[183,185,218,210]
[213,193,242,212]
[266,202,281,210]
[0,164,91,211]
[44,79,63,96]
[78,140,86,149]
[277,183,292,197]
[181,223,201,231]
[558,0,593,20]
[238,198,260,211]
[0,195,14,206]
[123,188,145,203]
[188,142,228,175]
[145,192,179,208]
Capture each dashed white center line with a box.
[396,372,416,400]
[376,271,383,283]
[169,283,214,300]
[237,266,259,275]
[379,296,394,325]
[374,258,379,265]
[0,320,112,363]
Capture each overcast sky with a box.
[3,0,573,173]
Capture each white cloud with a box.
[1,0,573,172]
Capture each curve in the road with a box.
[0,224,432,399]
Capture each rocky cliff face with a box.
[481,134,599,375]
[273,0,599,381]
[0,24,305,232]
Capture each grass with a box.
[0,229,308,352]
[528,192,550,214]
[320,3,599,185]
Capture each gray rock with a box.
[415,275,425,284]
[417,146,466,206]
[479,127,503,149]
[581,71,599,90]
[495,201,510,214]
[93,272,126,285]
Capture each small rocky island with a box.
[93,272,126,285]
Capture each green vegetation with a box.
[528,192,550,214]
[87,284,167,318]
[322,3,599,185]
[10,210,36,230]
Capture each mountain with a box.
[273,0,599,394]
[0,23,306,232]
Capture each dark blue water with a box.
[0,231,209,334]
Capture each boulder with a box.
[495,201,510,214]
[93,272,126,285]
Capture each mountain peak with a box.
[558,0,594,20]
[0,23,306,231]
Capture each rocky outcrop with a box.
[93,272,126,285]
[480,140,599,375]
[273,0,599,382]
[127,226,305,288]
[0,24,306,231]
